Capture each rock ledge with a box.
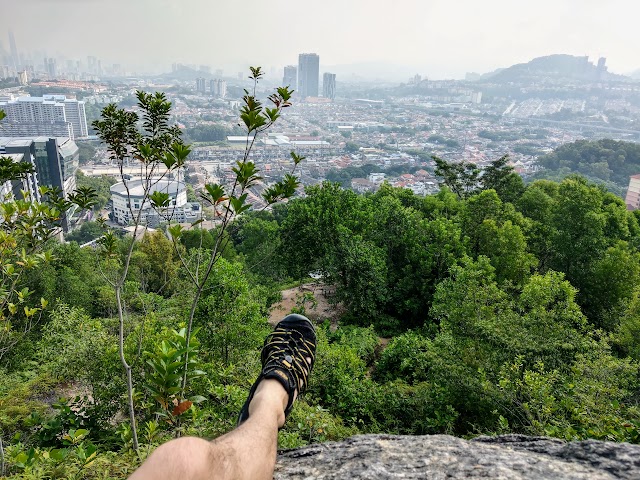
[274,434,640,479]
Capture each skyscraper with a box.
[209,79,226,98]
[46,58,57,78]
[8,30,19,73]
[196,77,206,93]
[298,53,319,98]
[283,65,297,89]
[323,72,336,100]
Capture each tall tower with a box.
[283,65,297,89]
[46,58,57,78]
[596,57,607,80]
[323,72,336,100]
[8,30,19,73]
[196,77,206,93]
[298,53,319,99]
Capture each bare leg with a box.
[130,379,289,480]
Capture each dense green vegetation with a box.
[326,163,423,186]
[3,100,640,478]
[75,172,117,211]
[536,139,640,194]
[427,134,460,148]
[77,142,98,165]
[5,174,640,477]
[65,221,105,244]
[182,124,243,143]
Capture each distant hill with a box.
[534,139,640,196]
[630,69,640,80]
[479,54,628,84]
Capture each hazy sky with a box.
[1,0,638,80]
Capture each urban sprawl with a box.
[2,36,640,233]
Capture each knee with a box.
[135,436,215,480]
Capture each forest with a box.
[1,84,640,479]
[535,138,640,195]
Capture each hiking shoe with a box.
[237,314,317,426]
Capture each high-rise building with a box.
[196,77,206,93]
[0,136,79,231]
[209,79,226,98]
[46,58,57,78]
[8,30,18,73]
[323,72,336,100]
[597,57,608,79]
[298,53,319,98]
[0,95,88,139]
[283,65,297,89]
[597,57,607,71]
[87,56,101,75]
[17,70,28,85]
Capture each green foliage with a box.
[28,397,99,448]
[433,156,479,199]
[282,401,359,447]
[194,258,270,364]
[344,141,359,152]
[5,88,640,479]
[183,124,241,143]
[0,373,55,438]
[375,330,431,383]
[537,139,640,191]
[144,328,205,424]
[65,221,104,244]
[329,325,379,365]
[77,141,98,165]
[133,230,182,296]
[0,181,97,362]
[37,305,109,381]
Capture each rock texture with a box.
[274,434,640,479]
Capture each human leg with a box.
[130,314,316,480]
[129,379,288,480]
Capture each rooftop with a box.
[110,179,185,198]
[0,136,68,147]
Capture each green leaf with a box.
[49,448,69,461]
[290,151,305,165]
[202,183,226,205]
[168,224,184,240]
[149,191,171,208]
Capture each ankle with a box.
[248,379,290,428]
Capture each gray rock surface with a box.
[274,434,640,479]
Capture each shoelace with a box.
[262,327,316,394]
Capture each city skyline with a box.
[1,0,639,80]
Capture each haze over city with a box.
[5,0,640,478]
[1,0,639,79]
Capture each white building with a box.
[110,178,201,226]
[0,95,88,140]
[17,71,28,85]
[209,79,227,98]
[625,174,640,210]
[369,172,386,184]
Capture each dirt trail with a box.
[268,283,343,327]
